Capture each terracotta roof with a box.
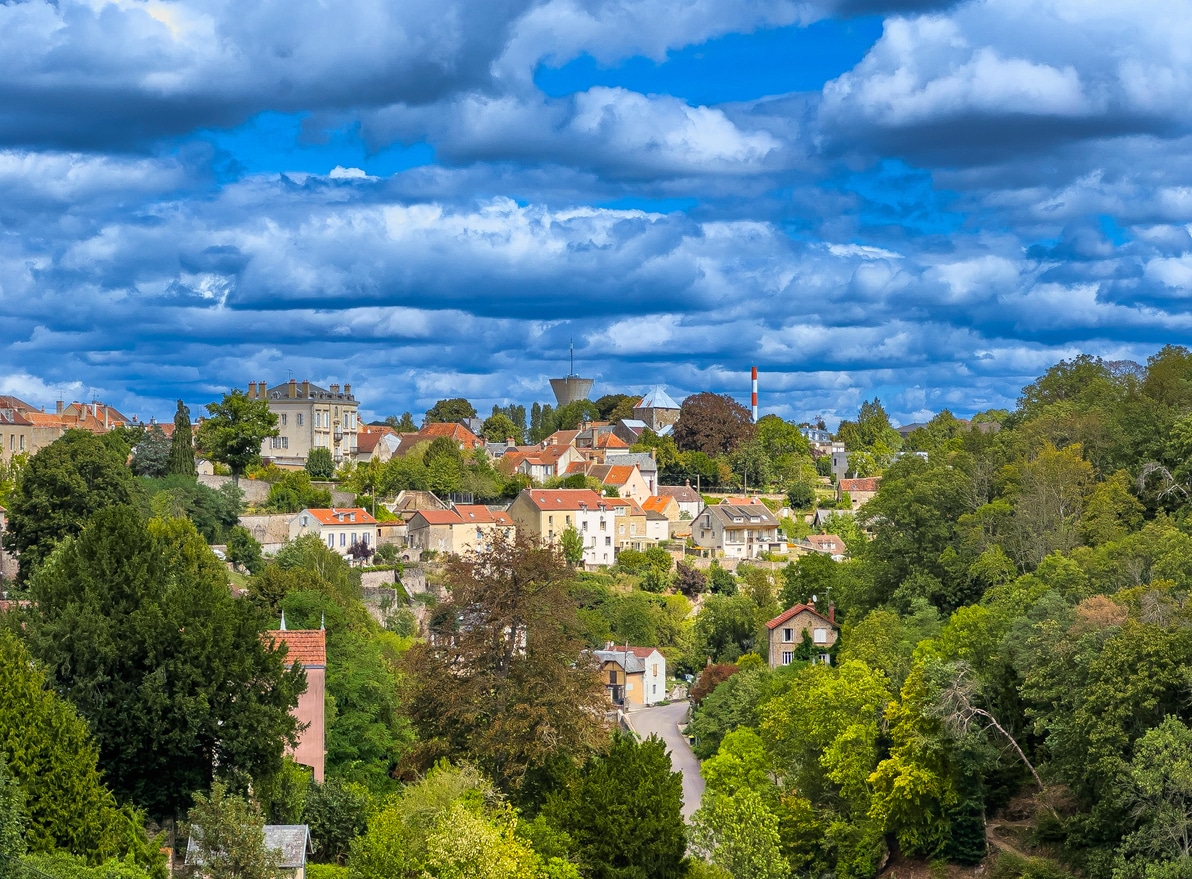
[807,534,846,555]
[542,430,580,447]
[266,629,327,666]
[641,496,673,514]
[0,409,33,426]
[0,395,38,411]
[420,422,483,447]
[839,478,880,493]
[593,433,629,449]
[412,509,465,525]
[20,411,67,427]
[356,426,396,454]
[297,508,377,526]
[604,464,636,485]
[453,505,513,525]
[520,489,605,511]
[765,604,837,630]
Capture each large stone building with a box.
[248,380,360,469]
[632,387,681,433]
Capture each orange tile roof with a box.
[301,508,378,526]
[453,505,514,524]
[356,426,396,454]
[839,478,880,493]
[604,465,636,485]
[641,496,674,514]
[419,422,483,447]
[266,629,327,666]
[20,411,67,427]
[413,509,465,525]
[522,489,605,510]
[594,433,629,449]
[765,604,837,630]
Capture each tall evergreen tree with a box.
[168,400,197,477]
[0,755,25,879]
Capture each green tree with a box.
[27,508,304,819]
[5,430,141,580]
[384,413,418,432]
[186,781,282,879]
[673,393,755,457]
[130,424,171,478]
[265,471,333,513]
[1113,717,1192,877]
[690,788,788,879]
[303,779,372,865]
[424,398,477,425]
[560,525,584,567]
[545,734,687,879]
[0,452,28,509]
[168,400,197,477]
[0,756,25,879]
[404,534,607,790]
[227,525,265,575]
[482,413,522,444]
[305,447,335,480]
[196,389,279,484]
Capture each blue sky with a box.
[2,0,1191,427]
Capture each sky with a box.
[3,0,1192,428]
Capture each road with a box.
[630,700,705,820]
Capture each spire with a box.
[320,612,325,631]
[280,610,287,631]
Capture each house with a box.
[765,603,839,669]
[658,482,703,519]
[793,533,848,561]
[838,477,880,509]
[187,824,313,879]
[354,425,400,463]
[562,461,651,502]
[610,452,658,493]
[508,489,628,566]
[692,500,787,559]
[0,395,130,461]
[502,443,585,482]
[289,508,378,558]
[813,507,855,529]
[0,407,33,463]
[641,495,680,522]
[594,645,667,708]
[633,388,681,433]
[407,505,515,555]
[264,627,326,782]
[248,380,360,469]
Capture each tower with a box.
[549,340,594,407]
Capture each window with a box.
[19,435,24,450]
[605,537,611,546]
[281,414,287,425]
[301,515,309,526]
[581,520,588,531]
[340,532,346,546]
[782,651,793,666]
[599,519,606,530]
[813,628,828,644]
[351,532,357,545]
[653,684,657,694]
[297,413,304,426]
[327,534,334,547]
[548,515,554,525]
[818,653,832,665]
[314,411,322,428]
[783,628,793,643]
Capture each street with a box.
[630,700,705,821]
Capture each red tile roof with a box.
[266,629,327,666]
[521,489,605,510]
[594,433,629,449]
[839,478,880,493]
[300,508,378,526]
[356,426,396,454]
[765,604,837,630]
[419,422,483,447]
[453,505,513,525]
[413,509,465,525]
[641,496,674,515]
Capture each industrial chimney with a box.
[751,366,758,423]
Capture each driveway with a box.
[630,700,705,820]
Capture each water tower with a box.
[549,342,594,406]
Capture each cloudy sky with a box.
[2,0,1191,427]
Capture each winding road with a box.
[630,700,705,820]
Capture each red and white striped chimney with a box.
[751,366,758,423]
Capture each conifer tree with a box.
[168,400,196,477]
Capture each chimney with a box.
[302,380,310,398]
[92,401,98,418]
[344,383,351,397]
[330,383,340,395]
[246,382,254,399]
[288,379,297,399]
[751,366,758,423]
[55,400,63,415]
[829,603,835,624]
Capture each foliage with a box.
[21,854,154,879]
[196,389,279,481]
[690,788,789,879]
[690,663,739,706]
[26,508,304,819]
[384,413,418,432]
[142,475,243,544]
[169,400,197,477]
[185,780,282,879]
[544,734,687,879]
[560,525,584,567]
[5,430,141,579]
[130,424,171,477]
[0,453,28,509]
[264,471,333,513]
[303,778,373,865]
[673,393,755,457]
[0,756,24,879]
[482,413,522,443]
[305,447,336,479]
[674,562,707,597]
[227,525,265,574]
[403,534,608,791]
[424,398,477,424]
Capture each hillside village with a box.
[7,352,1192,879]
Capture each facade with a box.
[632,388,681,433]
[407,505,515,555]
[658,482,703,519]
[354,426,400,463]
[838,477,880,509]
[792,533,848,561]
[249,380,359,469]
[264,628,326,782]
[508,488,628,566]
[289,508,378,557]
[765,603,839,669]
[594,645,667,708]
[562,461,651,502]
[692,501,787,559]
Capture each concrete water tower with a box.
[549,342,594,406]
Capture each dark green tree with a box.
[195,389,279,484]
[168,401,197,477]
[265,472,332,514]
[481,413,522,443]
[185,781,282,879]
[303,779,373,865]
[26,508,304,819]
[545,734,687,879]
[424,398,477,425]
[384,412,418,432]
[0,755,24,879]
[673,393,755,456]
[5,430,141,580]
[560,525,584,567]
[305,447,335,480]
[130,424,171,478]
[227,525,265,574]
[594,394,637,423]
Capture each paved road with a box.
[630,700,705,820]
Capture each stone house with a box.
[764,603,839,669]
[692,501,787,559]
[249,380,360,469]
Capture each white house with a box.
[289,508,378,557]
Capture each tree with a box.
[708,563,736,596]
[305,447,335,480]
[545,734,687,879]
[265,472,332,513]
[403,533,608,790]
[675,562,707,598]
[0,755,24,879]
[482,413,522,444]
[1113,717,1192,876]
[673,393,755,456]
[560,525,584,567]
[690,789,789,879]
[227,525,265,574]
[169,400,197,477]
[26,508,305,819]
[130,424,171,478]
[196,390,279,484]
[303,779,372,865]
[186,781,282,879]
[385,412,418,432]
[5,430,141,580]
[424,398,477,425]
[593,394,637,424]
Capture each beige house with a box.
[249,379,360,469]
[765,603,839,669]
[289,508,378,558]
[508,488,627,566]
[354,426,400,463]
[659,482,703,519]
[838,477,880,509]
[563,462,651,502]
[595,645,667,708]
[692,501,787,559]
[407,505,515,555]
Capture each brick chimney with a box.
[302,380,310,397]
[330,383,340,395]
[55,400,64,415]
[344,383,351,397]
[829,603,835,624]
[288,379,297,399]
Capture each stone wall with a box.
[199,474,271,505]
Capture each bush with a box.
[264,471,333,513]
[305,448,335,480]
[708,563,736,595]
[690,663,739,705]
